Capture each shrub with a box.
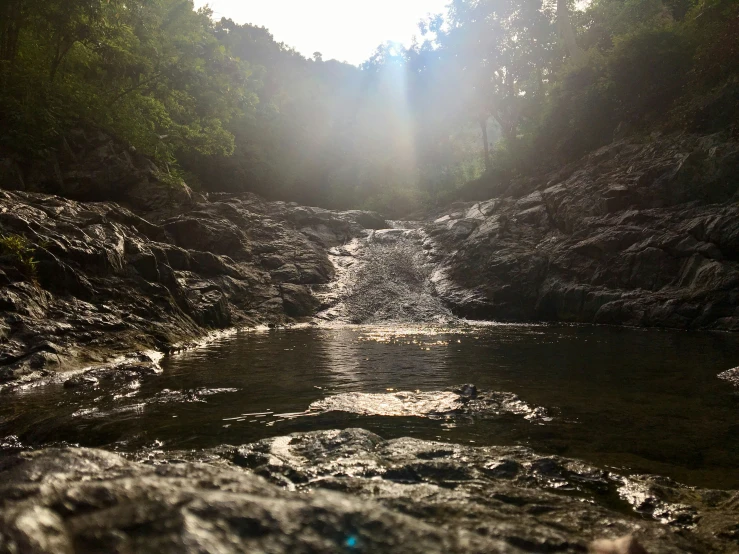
[608,28,695,120]
[531,53,617,165]
[688,0,739,88]
[0,234,38,280]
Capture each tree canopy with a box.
[1,0,737,215]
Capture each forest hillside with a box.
[1,0,737,216]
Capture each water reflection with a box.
[318,325,457,391]
[1,323,738,489]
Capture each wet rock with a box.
[62,375,99,389]
[718,367,739,387]
[319,234,456,324]
[0,431,735,553]
[426,132,739,330]
[0,435,23,452]
[590,536,649,554]
[0,189,381,387]
[451,383,478,398]
[280,283,319,318]
[226,429,734,553]
[63,357,161,390]
[0,447,511,554]
[309,387,552,422]
[310,390,465,417]
[151,387,239,404]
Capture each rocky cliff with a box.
[0,131,386,387]
[426,132,739,330]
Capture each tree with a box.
[0,0,26,62]
[557,0,586,63]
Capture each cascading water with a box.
[314,222,456,324]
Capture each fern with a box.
[0,234,39,280]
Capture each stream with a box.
[3,323,738,490]
[2,223,739,495]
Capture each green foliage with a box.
[531,52,615,163]
[609,28,694,119]
[0,233,38,279]
[1,0,736,215]
[687,0,739,88]
[0,0,253,164]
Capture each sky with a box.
[193,0,449,65]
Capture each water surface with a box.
[2,323,738,489]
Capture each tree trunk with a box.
[492,111,518,146]
[479,117,491,171]
[49,39,75,83]
[1,0,24,63]
[557,0,586,64]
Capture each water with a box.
[2,323,738,490]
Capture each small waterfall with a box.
[315,224,455,324]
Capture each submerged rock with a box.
[310,390,464,417]
[590,536,649,554]
[150,387,240,404]
[309,386,552,422]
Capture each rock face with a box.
[0,128,203,216]
[426,133,739,330]
[1,429,737,553]
[3,129,739,389]
[0,189,384,387]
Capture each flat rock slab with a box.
[309,387,552,422]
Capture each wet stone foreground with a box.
[0,428,738,553]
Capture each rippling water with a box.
[2,323,739,489]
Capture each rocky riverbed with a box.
[2,129,739,552]
[2,130,739,387]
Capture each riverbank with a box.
[0,188,385,387]
[2,130,739,389]
[426,132,739,329]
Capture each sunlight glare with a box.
[193,0,449,65]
